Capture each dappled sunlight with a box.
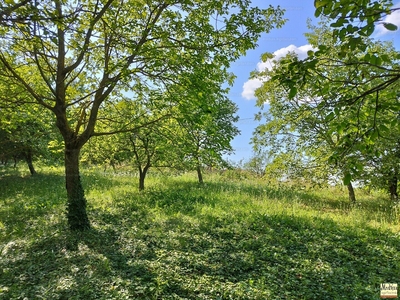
[1,168,399,298]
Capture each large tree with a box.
[0,0,285,230]
[271,2,400,160]
[251,21,400,202]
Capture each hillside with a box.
[1,167,399,299]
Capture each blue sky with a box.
[225,0,400,163]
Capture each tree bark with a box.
[138,165,150,191]
[389,175,398,201]
[347,181,356,204]
[24,149,37,175]
[65,147,90,230]
[196,165,203,184]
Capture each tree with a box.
[0,93,54,175]
[312,0,400,91]
[252,63,360,201]
[251,21,400,202]
[242,149,270,177]
[359,114,400,200]
[175,92,239,184]
[128,121,178,191]
[96,96,179,191]
[271,3,400,163]
[0,1,285,230]
[84,62,239,188]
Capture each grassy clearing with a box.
[1,166,400,299]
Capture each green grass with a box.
[1,166,400,299]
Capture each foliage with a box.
[251,20,400,194]
[1,166,399,299]
[272,2,400,147]
[0,0,285,230]
[0,97,55,174]
[175,90,240,182]
[242,149,271,177]
[82,71,240,188]
[314,0,398,50]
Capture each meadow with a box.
[1,165,399,299]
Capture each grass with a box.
[1,165,400,299]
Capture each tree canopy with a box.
[0,0,285,230]
[251,19,400,201]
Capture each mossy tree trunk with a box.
[65,146,90,230]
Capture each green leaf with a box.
[318,45,327,51]
[383,23,398,31]
[331,22,343,28]
[288,87,297,99]
[315,7,322,17]
[364,24,375,36]
[261,52,274,62]
[334,107,340,115]
[355,163,363,172]
[314,0,329,9]
[371,129,379,140]
[380,54,390,63]
[370,54,378,65]
[378,124,390,134]
[325,112,335,122]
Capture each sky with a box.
[225,0,400,164]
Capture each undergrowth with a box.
[0,166,399,299]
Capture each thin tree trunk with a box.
[347,181,356,204]
[196,165,203,184]
[139,172,145,191]
[65,147,90,230]
[389,175,398,201]
[138,165,150,191]
[24,150,37,175]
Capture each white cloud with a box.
[375,3,400,36]
[241,44,314,100]
[242,78,264,100]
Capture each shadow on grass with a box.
[0,173,67,236]
[1,172,400,299]
[0,170,132,236]
[0,223,160,299]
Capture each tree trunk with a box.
[347,181,356,204]
[138,165,150,191]
[24,149,37,175]
[65,147,90,230]
[196,165,203,184]
[389,175,398,201]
